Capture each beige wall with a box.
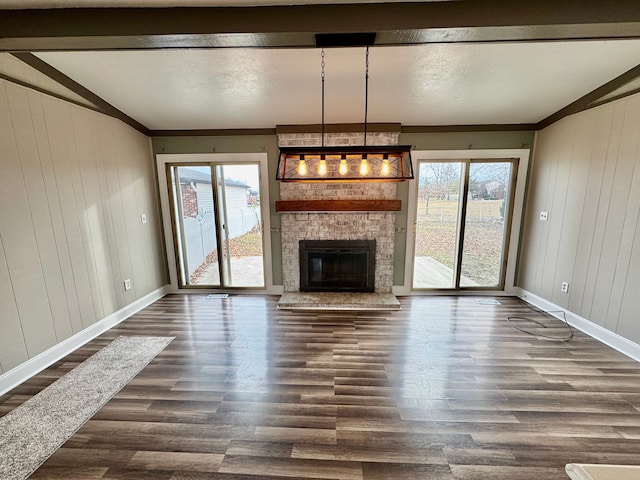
[519,93,640,344]
[153,131,535,287]
[0,80,167,374]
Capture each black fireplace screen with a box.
[299,240,375,292]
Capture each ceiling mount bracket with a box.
[315,33,376,48]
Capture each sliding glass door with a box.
[167,162,265,288]
[412,159,516,290]
[413,162,463,288]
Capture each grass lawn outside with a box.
[415,199,505,286]
[228,228,263,256]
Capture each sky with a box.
[189,164,261,191]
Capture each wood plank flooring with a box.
[2,294,640,479]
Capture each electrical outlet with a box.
[140,213,147,224]
[124,279,132,291]
[561,281,569,293]
[539,211,549,221]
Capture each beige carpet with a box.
[0,336,173,480]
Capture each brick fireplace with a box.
[300,239,376,292]
[278,131,399,294]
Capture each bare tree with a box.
[468,163,510,199]
[419,163,461,215]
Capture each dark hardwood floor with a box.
[2,294,640,479]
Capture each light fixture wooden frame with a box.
[276,145,414,182]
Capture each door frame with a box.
[400,149,530,295]
[156,153,277,294]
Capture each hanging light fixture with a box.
[276,34,414,182]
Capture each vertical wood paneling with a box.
[64,105,104,323]
[518,132,549,290]
[71,107,107,320]
[28,92,84,335]
[539,120,571,301]
[521,92,640,344]
[64,101,102,328]
[616,109,640,343]
[90,115,124,310]
[605,96,640,331]
[591,100,639,330]
[128,134,159,295]
[103,121,133,305]
[140,135,163,291]
[115,123,146,301]
[618,213,640,343]
[43,96,97,330]
[582,101,625,321]
[568,104,613,314]
[0,78,167,376]
[6,84,73,343]
[0,235,28,373]
[1,84,57,357]
[551,112,596,308]
[522,124,562,293]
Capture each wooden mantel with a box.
[275,199,401,213]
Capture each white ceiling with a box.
[34,40,640,130]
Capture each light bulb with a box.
[381,159,390,176]
[318,159,327,176]
[298,160,307,175]
[360,159,369,176]
[339,159,348,175]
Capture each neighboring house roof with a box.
[223,178,251,189]
[178,167,250,188]
[178,167,211,184]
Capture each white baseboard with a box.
[0,285,170,397]
[391,286,519,297]
[165,285,285,295]
[517,288,640,362]
[270,285,284,295]
[391,286,406,296]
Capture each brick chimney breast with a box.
[278,131,400,293]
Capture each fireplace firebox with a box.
[299,240,375,292]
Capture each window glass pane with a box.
[216,164,265,287]
[460,162,512,287]
[412,162,463,288]
[171,165,220,287]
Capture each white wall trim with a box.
[0,285,170,397]
[392,287,519,297]
[518,288,640,363]
[165,285,284,295]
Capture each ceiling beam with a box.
[2,1,640,51]
[276,123,401,135]
[402,124,536,133]
[12,53,150,135]
[150,128,276,137]
[537,62,640,129]
[0,72,105,114]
